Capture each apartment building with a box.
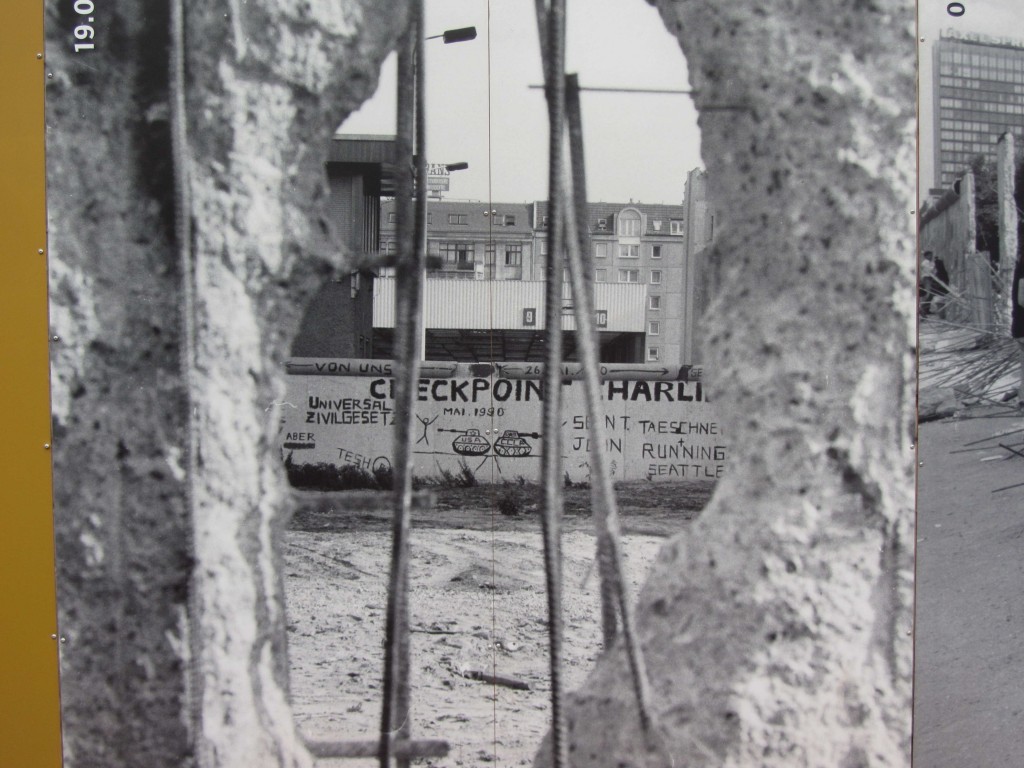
[376,197,696,364]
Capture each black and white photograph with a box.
[914,2,1024,766]
[40,0,915,766]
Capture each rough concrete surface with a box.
[535,2,916,766]
[45,0,914,765]
[47,0,405,764]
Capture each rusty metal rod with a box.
[561,74,655,736]
[535,0,570,765]
[380,2,423,765]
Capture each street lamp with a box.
[420,160,468,360]
[425,26,477,44]
[413,28,475,361]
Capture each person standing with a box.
[1012,257,1024,404]
[920,250,937,317]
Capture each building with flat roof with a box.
[376,197,697,364]
[301,135,710,365]
[932,29,1024,188]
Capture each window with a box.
[387,212,397,223]
[652,220,662,231]
[670,219,684,235]
[648,321,660,336]
[504,214,517,226]
[448,213,469,225]
[597,217,608,230]
[649,295,661,310]
[539,239,548,255]
[505,243,523,266]
[440,241,474,267]
[618,269,640,283]
[618,210,641,236]
[484,244,497,278]
[650,270,662,285]
[541,215,549,228]
[595,242,608,258]
[620,244,639,259]
[651,245,662,259]
[595,268,607,282]
[647,347,660,362]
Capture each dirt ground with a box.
[283,481,712,767]
[913,320,1024,766]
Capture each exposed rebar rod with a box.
[561,73,654,735]
[535,0,570,765]
[380,3,424,765]
[561,74,614,648]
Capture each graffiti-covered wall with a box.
[281,359,724,483]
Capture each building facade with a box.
[377,198,696,364]
[932,29,1024,188]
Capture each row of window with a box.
[939,102,1024,118]
[383,239,671,263]
[938,49,1024,69]
[436,242,524,266]
[594,268,663,285]
[940,93,1024,111]
[386,212,520,226]
[595,242,664,259]
[938,118,1022,133]
[387,210,685,234]
[600,216,684,236]
[938,77,1024,96]
[938,66,1024,83]
[940,141,1001,155]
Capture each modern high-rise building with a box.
[932,29,1024,188]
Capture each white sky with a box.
[338,0,701,204]
[918,0,1024,196]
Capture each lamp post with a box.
[414,27,475,362]
[381,22,474,765]
[419,160,468,360]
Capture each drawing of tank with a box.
[493,430,536,457]
[451,428,491,456]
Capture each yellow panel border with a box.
[0,0,63,765]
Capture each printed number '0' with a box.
[74,0,95,13]
[947,2,965,16]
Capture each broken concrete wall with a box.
[47,0,915,764]
[997,132,1018,329]
[920,173,989,327]
[536,2,916,766]
[46,0,405,764]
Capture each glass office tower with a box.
[932,30,1024,189]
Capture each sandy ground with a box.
[913,319,1024,766]
[284,482,711,767]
